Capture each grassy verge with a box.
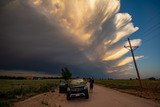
[95,79,160,103]
[0,79,59,107]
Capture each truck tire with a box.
[67,93,71,100]
[85,90,89,99]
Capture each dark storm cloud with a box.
[0,0,104,77]
[0,0,15,7]
[0,0,141,78]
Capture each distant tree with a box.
[148,77,156,80]
[0,76,25,80]
[61,67,72,80]
[129,78,132,80]
[108,78,113,80]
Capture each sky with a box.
[120,0,160,78]
[0,0,160,79]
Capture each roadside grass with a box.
[0,79,59,107]
[95,79,160,103]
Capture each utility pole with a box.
[124,38,143,89]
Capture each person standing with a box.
[89,77,94,91]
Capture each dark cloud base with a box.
[0,0,108,78]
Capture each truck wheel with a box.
[59,89,61,93]
[67,93,71,100]
[85,91,89,99]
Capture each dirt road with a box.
[14,85,160,107]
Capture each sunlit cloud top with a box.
[31,0,120,44]
[0,0,143,78]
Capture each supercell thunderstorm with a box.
[0,0,143,78]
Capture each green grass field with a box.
[96,79,160,102]
[0,79,60,106]
[0,79,59,92]
[96,79,160,90]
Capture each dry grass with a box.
[0,79,59,107]
[95,79,160,103]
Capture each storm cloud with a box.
[0,0,142,78]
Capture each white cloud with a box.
[117,56,144,67]
[0,0,143,78]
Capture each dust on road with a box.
[14,85,160,107]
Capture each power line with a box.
[143,32,160,42]
[134,12,160,41]
[137,7,160,31]
[138,22,160,39]
[139,24,160,46]
[143,34,160,46]
[135,22,160,46]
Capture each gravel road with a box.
[14,84,160,107]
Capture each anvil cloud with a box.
[0,0,142,78]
